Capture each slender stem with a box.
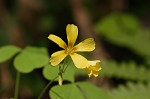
[61,58,67,71]
[63,59,71,72]
[37,76,58,99]
[14,71,20,99]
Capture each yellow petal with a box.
[92,71,99,77]
[87,68,99,77]
[50,50,68,66]
[66,24,78,47]
[73,38,95,52]
[88,60,101,71]
[86,60,101,77]
[48,34,67,49]
[86,68,92,77]
[70,53,88,68]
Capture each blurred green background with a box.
[0,0,150,99]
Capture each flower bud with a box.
[58,75,63,86]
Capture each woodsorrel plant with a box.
[0,24,112,99]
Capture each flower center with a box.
[66,46,73,54]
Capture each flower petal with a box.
[73,38,95,52]
[50,50,68,66]
[86,68,92,77]
[86,60,101,77]
[86,68,99,77]
[70,53,88,68]
[66,24,78,47]
[92,71,99,77]
[90,71,99,77]
[88,60,101,71]
[48,34,67,49]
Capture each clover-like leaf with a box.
[95,13,140,36]
[50,83,84,99]
[76,82,113,99]
[14,46,49,73]
[50,82,113,99]
[43,64,59,81]
[0,45,21,63]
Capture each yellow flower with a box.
[86,60,101,77]
[48,24,95,68]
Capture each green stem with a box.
[61,58,67,71]
[14,71,20,99]
[63,59,71,72]
[37,76,58,99]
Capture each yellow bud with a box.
[58,75,63,86]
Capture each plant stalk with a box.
[14,71,20,99]
[37,76,58,99]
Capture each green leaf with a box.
[76,82,113,99]
[95,13,140,36]
[50,82,113,99]
[43,62,76,82]
[110,82,150,99]
[50,83,84,99]
[63,62,76,82]
[101,59,150,82]
[14,46,49,73]
[43,64,59,81]
[95,13,150,58]
[0,45,21,63]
